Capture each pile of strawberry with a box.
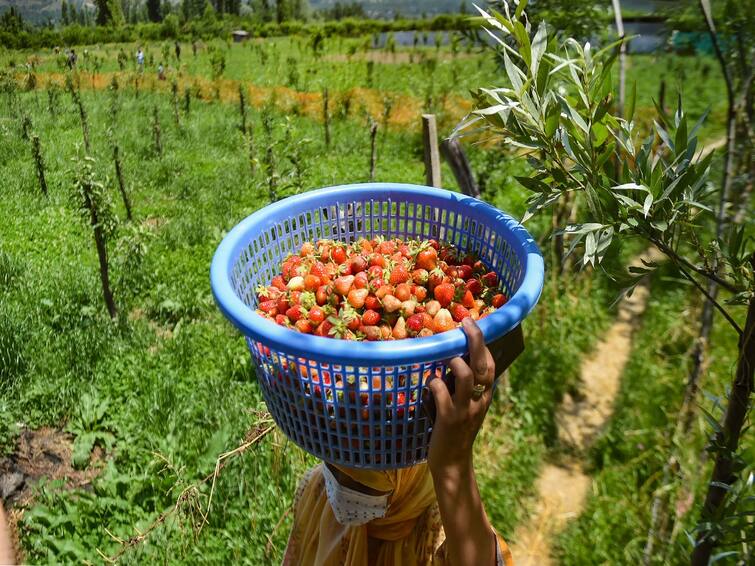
[255,237,507,340]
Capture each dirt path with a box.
[510,248,664,565]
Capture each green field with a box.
[0,34,746,564]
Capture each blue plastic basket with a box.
[211,183,544,469]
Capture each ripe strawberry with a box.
[482,272,498,287]
[308,306,325,324]
[411,268,429,285]
[271,275,287,291]
[310,261,327,278]
[276,295,290,313]
[364,295,381,311]
[433,283,455,307]
[492,293,507,308]
[275,314,289,325]
[465,278,483,296]
[362,309,381,326]
[433,308,456,333]
[353,272,369,289]
[450,303,471,322]
[420,312,434,329]
[350,255,368,274]
[389,264,411,285]
[304,274,321,291]
[392,316,408,339]
[406,314,424,335]
[416,246,438,271]
[360,239,374,253]
[314,319,333,337]
[395,283,412,301]
[428,267,445,288]
[259,300,278,316]
[377,240,395,255]
[347,288,369,309]
[461,290,476,308]
[457,264,473,280]
[382,294,402,313]
[331,246,347,264]
[295,319,313,333]
[334,275,355,296]
[367,265,383,279]
[369,253,386,267]
[316,285,328,306]
[286,305,304,322]
[414,286,428,302]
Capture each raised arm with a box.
[427,317,498,566]
[0,503,15,565]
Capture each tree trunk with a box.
[113,144,132,221]
[84,191,117,319]
[691,260,755,565]
[31,135,48,198]
[323,88,331,149]
[440,138,479,198]
[369,120,378,181]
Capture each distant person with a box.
[175,41,181,61]
[136,48,145,73]
[157,63,165,81]
[67,48,77,69]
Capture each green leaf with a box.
[504,52,524,92]
[515,175,550,192]
[544,103,560,137]
[675,113,688,155]
[514,0,529,20]
[642,193,653,217]
[530,22,547,80]
[514,21,532,69]
[72,432,96,470]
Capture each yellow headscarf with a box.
[284,463,439,566]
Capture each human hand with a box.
[426,317,495,475]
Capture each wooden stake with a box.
[422,114,441,188]
[323,87,331,149]
[440,138,479,198]
[369,120,378,181]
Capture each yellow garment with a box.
[283,463,513,566]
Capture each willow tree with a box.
[459,2,754,563]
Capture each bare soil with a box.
[0,427,105,564]
[510,249,663,565]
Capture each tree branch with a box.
[650,237,741,294]
[674,261,743,336]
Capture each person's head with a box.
[321,462,435,528]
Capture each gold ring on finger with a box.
[472,383,486,400]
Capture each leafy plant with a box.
[460,2,754,562]
[66,392,115,469]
